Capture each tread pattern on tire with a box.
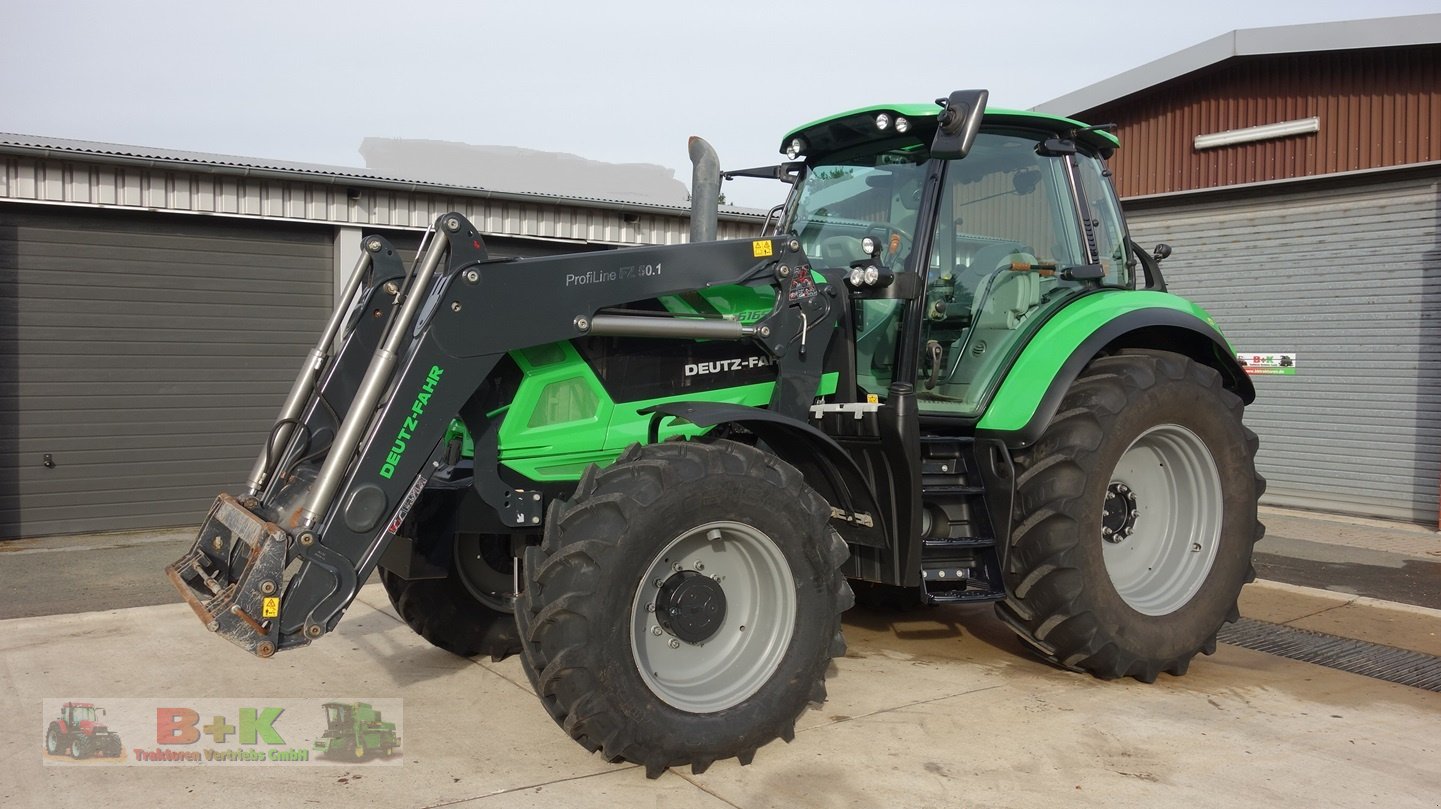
[516,439,852,778]
[381,561,520,661]
[995,350,1266,682]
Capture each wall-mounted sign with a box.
[1236,352,1297,376]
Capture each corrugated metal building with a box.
[1036,14,1441,525]
[0,136,764,538]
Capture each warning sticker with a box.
[752,240,774,258]
[261,598,279,619]
[1236,352,1297,376]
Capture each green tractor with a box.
[314,702,399,760]
[167,89,1262,778]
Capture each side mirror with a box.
[1128,239,1168,292]
[931,89,989,160]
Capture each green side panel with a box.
[493,339,839,482]
[976,291,1225,432]
[496,342,614,481]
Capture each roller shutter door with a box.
[1,206,332,538]
[1125,170,1441,523]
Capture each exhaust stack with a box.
[687,136,720,243]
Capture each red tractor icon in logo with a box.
[45,702,123,759]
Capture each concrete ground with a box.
[2,507,1440,808]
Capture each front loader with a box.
[167,89,1263,778]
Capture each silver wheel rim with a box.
[630,520,796,713]
[1102,424,1223,616]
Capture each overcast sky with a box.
[2,0,1436,210]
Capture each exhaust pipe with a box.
[688,136,720,243]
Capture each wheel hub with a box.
[1102,482,1139,542]
[655,571,727,644]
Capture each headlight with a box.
[848,267,866,286]
[895,116,910,134]
[875,113,891,131]
[786,137,806,160]
[860,236,877,256]
[863,266,880,285]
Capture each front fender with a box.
[976,290,1252,447]
[641,401,887,548]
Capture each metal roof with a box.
[0,132,764,221]
[1034,13,1441,117]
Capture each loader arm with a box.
[167,213,847,657]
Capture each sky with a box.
[2,0,1437,211]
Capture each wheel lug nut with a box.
[651,626,663,636]
[668,639,680,649]
[646,603,656,613]
[694,562,705,571]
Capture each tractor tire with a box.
[381,527,521,662]
[70,738,86,759]
[45,724,62,756]
[517,440,852,779]
[995,350,1264,682]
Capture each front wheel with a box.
[996,350,1265,682]
[381,491,522,661]
[517,440,852,778]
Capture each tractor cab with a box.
[322,702,351,729]
[779,96,1130,416]
[64,703,98,725]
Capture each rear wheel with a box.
[517,440,851,778]
[995,350,1264,682]
[381,493,521,661]
[45,724,61,755]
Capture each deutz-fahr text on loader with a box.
[167,90,1263,778]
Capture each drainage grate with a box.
[1217,617,1441,693]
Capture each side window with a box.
[918,132,1088,415]
[1074,154,1131,286]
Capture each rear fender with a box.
[976,291,1253,447]
[641,401,887,548]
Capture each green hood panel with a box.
[485,341,838,482]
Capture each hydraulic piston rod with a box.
[245,243,378,494]
[297,221,455,528]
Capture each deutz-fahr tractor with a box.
[45,702,123,759]
[167,90,1263,778]
[314,702,399,760]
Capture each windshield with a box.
[72,706,96,722]
[782,150,929,270]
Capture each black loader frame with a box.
[167,216,883,657]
